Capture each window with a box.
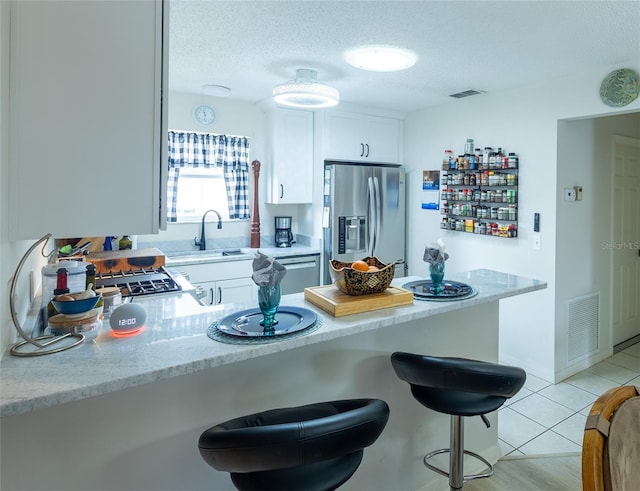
[174,167,231,221]
[167,130,250,223]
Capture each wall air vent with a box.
[568,292,600,362]
[449,89,484,99]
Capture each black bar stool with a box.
[198,398,390,491]
[390,352,526,490]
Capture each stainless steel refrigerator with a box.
[322,160,406,284]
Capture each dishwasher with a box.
[278,254,320,294]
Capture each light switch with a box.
[564,188,575,201]
[533,235,541,250]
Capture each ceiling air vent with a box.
[449,89,484,99]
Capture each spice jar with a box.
[443,149,455,170]
[464,138,474,154]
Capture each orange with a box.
[351,260,369,271]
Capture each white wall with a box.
[555,113,640,379]
[403,64,640,382]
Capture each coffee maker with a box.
[274,216,294,247]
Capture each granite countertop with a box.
[0,269,546,417]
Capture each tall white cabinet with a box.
[264,107,314,204]
[9,0,167,239]
[323,110,400,163]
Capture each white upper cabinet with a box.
[9,0,167,239]
[323,110,400,163]
[265,108,314,204]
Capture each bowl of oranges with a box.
[329,257,395,296]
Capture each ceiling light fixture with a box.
[202,84,231,97]
[345,46,417,72]
[272,69,339,108]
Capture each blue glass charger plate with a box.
[402,279,478,302]
[208,306,321,344]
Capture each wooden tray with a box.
[304,285,413,317]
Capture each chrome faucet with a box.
[194,209,222,251]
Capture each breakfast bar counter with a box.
[1,269,545,491]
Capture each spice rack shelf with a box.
[440,151,519,238]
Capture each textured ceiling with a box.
[169,0,640,112]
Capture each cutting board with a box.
[86,248,165,273]
[304,285,413,317]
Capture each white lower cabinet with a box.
[177,260,256,306]
[197,278,256,306]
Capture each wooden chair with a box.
[582,385,640,491]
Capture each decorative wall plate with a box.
[599,69,640,108]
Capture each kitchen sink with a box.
[166,249,247,260]
[222,249,243,256]
[167,250,223,259]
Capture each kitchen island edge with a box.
[0,269,546,418]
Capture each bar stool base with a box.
[424,448,494,490]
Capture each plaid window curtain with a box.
[167,131,250,221]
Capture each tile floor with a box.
[498,342,640,457]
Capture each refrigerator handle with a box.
[367,176,376,256]
[373,176,381,255]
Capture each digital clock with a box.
[110,304,146,333]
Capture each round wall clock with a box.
[599,68,640,108]
[193,104,216,126]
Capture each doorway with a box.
[611,135,640,348]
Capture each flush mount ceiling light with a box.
[272,69,339,108]
[202,84,231,97]
[345,46,417,72]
